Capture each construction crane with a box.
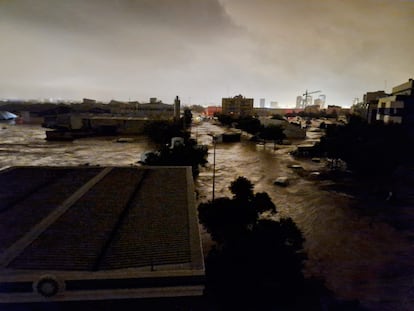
[302,90,321,108]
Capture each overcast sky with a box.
[1,0,413,107]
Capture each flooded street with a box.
[1,122,414,310]
[194,121,414,311]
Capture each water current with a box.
[1,121,413,310]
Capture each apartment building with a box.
[222,94,254,117]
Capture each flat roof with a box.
[0,166,204,303]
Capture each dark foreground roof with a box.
[0,166,204,303]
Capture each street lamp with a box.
[208,133,217,201]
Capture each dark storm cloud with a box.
[0,0,241,102]
[220,0,414,105]
[0,0,413,105]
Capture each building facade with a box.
[392,78,414,96]
[259,98,265,108]
[371,79,414,125]
[205,106,222,117]
[376,95,414,125]
[221,95,254,117]
[364,91,388,123]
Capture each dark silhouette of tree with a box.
[198,177,316,309]
[215,113,233,126]
[141,138,208,178]
[229,176,254,201]
[259,124,286,143]
[182,107,192,128]
[319,116,413,176]
[271,114,286,120]
[235,116,262,134]
[252,192,276,214]
[143,120,187,145]
[188,104,205,113]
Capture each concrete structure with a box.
[376,95,414,125]
[364,91,388,123]
[221,95,253,117]
[107,98,176,120]
[317,95,326,109]
[259,98,265,108]
[367,79,414,125]
[19,111,42,124]
[0,166,204,303]
[314,95,326,109]
[392,78,414,96]
[108,100,139,115]
[42,114,155,136]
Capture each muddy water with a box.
[1,122,414,310]
[0,124,153,167]
[193,121,414,311]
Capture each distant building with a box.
[305,96,313,107]
[253,108,303,117]
[270,101,279,108]
[206,106,222,117]
[326,105,342,116]
[222,94,254,117]
[136,98,176,119]
[0,166,204,304]
[108,100,138,115]
[82,98,96,105]
[315,95,326,109]
[296,96,303,109]
[107,98,176,119]
[304,105,320,114]
[259,98,265,108]
[253,108,275,117]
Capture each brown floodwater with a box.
[1,121,414,310]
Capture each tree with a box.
[141,138,208,178]
[182,107,192,128]
[198,177,309,309]
[229,176,254,201]
[319,116,413,175]
[215,113,233,126]
[189,104,205,114]
[259,124,286,143]
[143,120,187,145]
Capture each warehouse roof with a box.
[0,166,204,303]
